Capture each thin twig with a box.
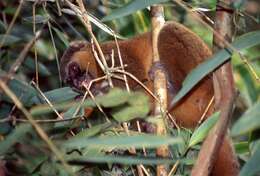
[111,69,179,131]
[82,82,111,122]
[198,96,214,125]
[136,120,147,156]
[72,76,107,118]
[0,116,81,123]
[140,165,151,176]
[111,33,144,176]
[55,0,62,16]
[32,80,76,136]
[65,0,113,87]
[31,81,64,120]
[113,70,160,103]
[113,34,130,91]
[33,1,39,86]
[43,2,62,86]
[167,160,180,176]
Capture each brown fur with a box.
[60,21,239,175]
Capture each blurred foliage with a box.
[0,0,259,175]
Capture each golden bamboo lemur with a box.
[60,21,239,176]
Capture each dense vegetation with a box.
[0,0,259,175]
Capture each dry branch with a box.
[191,0,238,175]
[150,5,169,176]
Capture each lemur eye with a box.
[68,62,81,77]
[72,64,79,72]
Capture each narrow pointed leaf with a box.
[0,124,32,155]
[171,31,260,106]
[31,87,79,104]
[188,112,220,147]
[239,141,260,176]
[67,155,183,165]
[102,0,169,22]
[64,134,182,149]
[74,122,112,138]
[231,101,260,136]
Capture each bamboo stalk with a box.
[150,5,169,176]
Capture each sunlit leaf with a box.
[23,15,49,24]
[234,142,249,154]
[235,65,258,104]
[188,112,219,147]
[64,134,182,149]
[74,122,112,139]
[231,101,260,136]
[97,88,131,107]
[112,92,150,122]
[61,8,124,39]
[66,155,186,165]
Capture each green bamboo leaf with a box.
[29,88,141,116]
[0,20,6,31]
[52,27,69,47]
[171,31,260,107]
[30,100,80,116]
[61,8,124,39]
[2,79,37,106]
[239,141,260,176]
[66,155,183,165]
[23,58,51,76]
[64,134,182,149]
[188,112,220,148]
[62,105,84,119]
[0,104,12,135]
[31,87,79,104]
[234,142,249,154]
[0,124,32,155]
[23,15,49,24]
[0,34,21,46]
[88,12,124,39]
[74,122,112,139]
[235,64,258,104]
[112,92,150,122]
[97,88,131,107]
[102,0,169,22]
[231,101,260,136]
[30,89,119,116]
